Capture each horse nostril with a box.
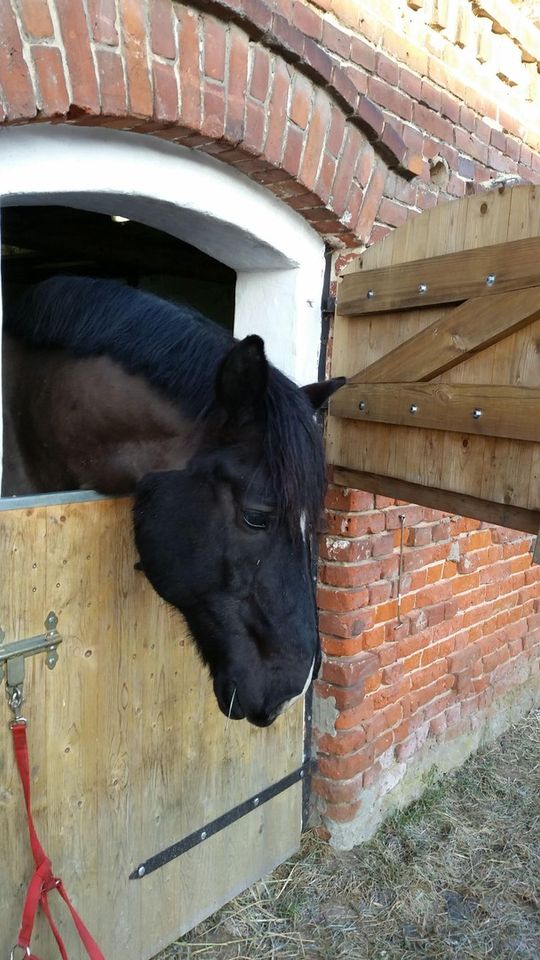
[249,710,278,728]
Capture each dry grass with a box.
[155,709,540,960]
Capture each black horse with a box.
[2,276,344,726]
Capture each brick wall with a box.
[314,485,540,843]
[1,0,540,845]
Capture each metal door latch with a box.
[0,612,62,721]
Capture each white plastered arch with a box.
[0,125,326,483]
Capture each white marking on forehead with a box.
[278,655,316,716]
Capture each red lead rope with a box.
[11,720,106,960]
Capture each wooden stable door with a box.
[328,184,540,538]
[0,495,304,958]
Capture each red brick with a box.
[56,0,100,113]
[150,0,175,58]
[318,745,374,780]
[292,1,323,41]
[323,20,351,59]
[0,1,36,118]
[373,677,410,710]
[97,49,127,115]
[335,697,375,730]
[319,559,382,589]
[282,123,304,177]
[268,12,303,60]
[330,125,365,218]
[369,581,393,605]
[440,91,460,123]
[355,96,385,140]
[367,76,414,121]
[317,726,367,755]
[409,675,455,712]
[483,646,511,673]
[121,0,153,117]
[326,106,347,158]
[321,634,372,657]
[202,82,225,138]
[19,0,54,38]
[250,47,270,103]
[289,73,313,131]
[376,52,399,86]
[318,585,370,612]
[378,197,409,227]
[320,536,371,563]
[360,624,386,650]
[326,510,385,537]
[312,772,363,804]
[386,505,426,529]
[204,18,226,83]
[86,0,118,44]
[226,25,248,142]
[373,730,394,759]
[410,660,448,691]
[32,46,69,116]
[399,67,422,101]
[351,35,376,72]
[318,608,374,639]
[242,99,266,156]
[325,486,374,512]
[421,638,454,666]
[177,7,202,129]
[371,532,398,558]
[265,58,291,165]
[413,101,454,142]
[300,89,332,191]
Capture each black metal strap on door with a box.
[130,760,314,880]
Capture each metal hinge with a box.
[0,612,62,722]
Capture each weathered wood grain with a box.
[0,497,304,959]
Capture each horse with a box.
[2,276,344,727]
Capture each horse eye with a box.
[242,509,272,530]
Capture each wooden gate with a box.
[328,184,540,540]
[0,495,304,958]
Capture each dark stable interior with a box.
[1,204,236,329]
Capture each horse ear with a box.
[302,376,346,410]
[215,335,268,425]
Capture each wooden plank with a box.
[331,383,540,443]
[348,287,540,384]
[332,467,540,536]
[0,498,304,958]
[338,236,540,316]
[326,417,540,512]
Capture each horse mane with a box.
[6,276,326,532]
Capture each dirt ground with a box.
[155,708,540,960]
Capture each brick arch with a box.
[0,0,414,247]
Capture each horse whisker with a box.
[225,687,237,735]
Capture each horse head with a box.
[134,335,345,727]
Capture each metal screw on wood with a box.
[358,401,367,412]
[418,283,428,294]
[485,274,496,286]
[367,289,375,299]
[472,408,483,419]
[409,404,418,414]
